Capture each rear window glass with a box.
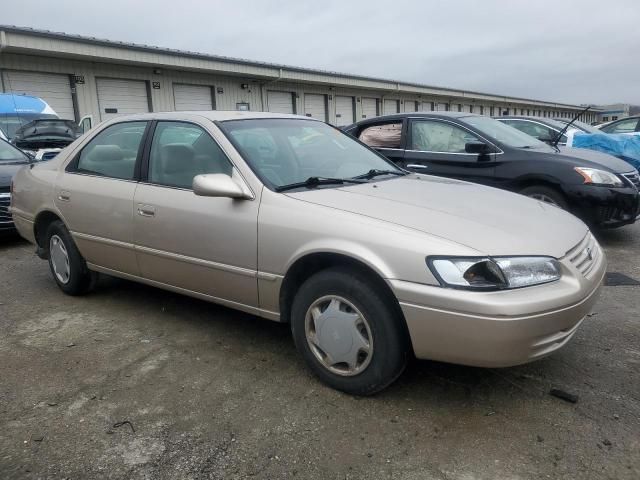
[358,123,402,148]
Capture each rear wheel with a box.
[46,220,96,295]
[290,267,408,395]
[520,185,569,210]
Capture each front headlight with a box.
[574,167,624,187]
[427,256,561,290]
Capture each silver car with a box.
[10,112,606,395]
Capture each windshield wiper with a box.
[353,169,407,180]
[275,176,367,192]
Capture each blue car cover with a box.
[570,132,640,172]
[0,93,58,115]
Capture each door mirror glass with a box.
[80,116,93,134]
[193,173,249,199]
[465,141,490,155]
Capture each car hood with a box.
[555,146,635,173]
[0,162,29,187]
[287,175,587,258]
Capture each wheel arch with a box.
[278,251,412,348]
[33,210,64,256]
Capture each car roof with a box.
[98,110,319,123]
[351,111,477,126]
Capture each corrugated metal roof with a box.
[0,25,591,109]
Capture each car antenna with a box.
[552,105,591,149]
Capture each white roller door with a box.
[361,97,378,119]
[335,96,354,126]
[303,94,327,121]
[404,101,417,112]
[419,101,433,112]
[463,104,472,113]
[2,71,75,120]
[173,84,214,111]
[97,78,150,121]
[384,99,399,114]
[267,91,295,114]
[435,102,449,112]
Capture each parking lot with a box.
[0,223,638,480]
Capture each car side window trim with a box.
[65,120,152,182]
[406,117,503,155]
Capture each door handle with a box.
[137,205,156,217]
[406,164,429,170]
[58,191,71,201]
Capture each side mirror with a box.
[193,174,250,199]
[465,141,490,155]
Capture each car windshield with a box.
[0,139,30,163]
[555,119,600,133]
[463,115,551,149]
[221,118,402,189]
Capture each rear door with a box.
[402,118,497,184]
[356,120,406,164]
[56,121,149,275]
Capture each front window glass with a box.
[148,122,232,189]
[76,122,147,180]
[500,120,562,142]
[222,118,400,189]
[0,139,30,163]
[463,115,550,149]
[411,120,481,153]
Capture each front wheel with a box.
[290,267,409,395]
[520,185,569,210]
[46,220,96,295]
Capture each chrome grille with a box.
[0,192,11,224]
[565,232,600,277]
[622,171,640,189]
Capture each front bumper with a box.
[0,192,15,232]
[390,233,606,367]
[563,184,640,228]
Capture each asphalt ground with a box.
[0,223,639,479]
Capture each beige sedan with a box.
[10,111,605,395]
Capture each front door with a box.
[55,121,148,275]
[402,119,496,185]
[133,120,259,308]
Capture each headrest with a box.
[160,143,196,174]
[87,144,124,163]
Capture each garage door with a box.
[384,99,399,114]
[361,98,378,119]
[419,101,433,112]
[435,103,449,112]
[173,84,214,111]
[304,94,327,121]
[335,96,354,126]
[2,71,75,120]
[404,101,417,112]
[97,78,150,121]
[267,91,295,114]
[463,104,472,113]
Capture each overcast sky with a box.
[3,0,639,105]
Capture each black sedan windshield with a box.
[222,118,402,189]
[463,115,552,150]
[0,139,30,164]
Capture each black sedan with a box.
[343,113,640,229]
[0,138,32,234]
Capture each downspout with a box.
[0,30,7,91]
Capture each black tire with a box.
[290,267,409,395]
[45,220,96,295]
[519,185,569,210]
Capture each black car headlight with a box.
[574,167,624,187]
[427,256,561,290]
